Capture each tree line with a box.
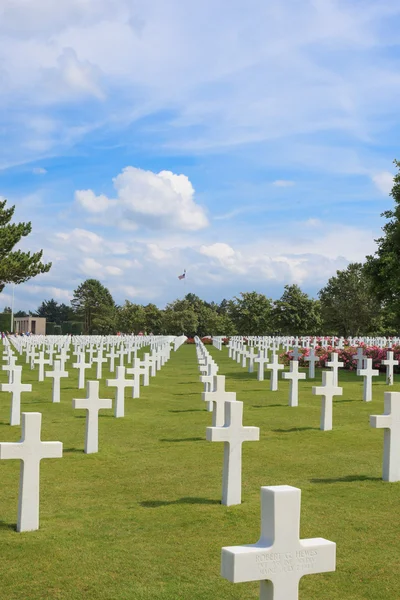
[1,159,400,336]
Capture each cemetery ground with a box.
[0,345,399,599]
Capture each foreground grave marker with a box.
[206,401,259,505]
[202,375,236,426]
[282,360,306,407]
[0,412,63,532]
[0,366,32,426]
[370,392,400,482]
[221,485,336,600]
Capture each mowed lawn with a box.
[0,343,399,600]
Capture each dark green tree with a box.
[0,199,51,292]
[143,303,163,334]
[117,301,147,333]
[365,159,400,327]
[162,299,199,335]
[72,279,116,334]
[318,263,382,336]
[228,291,273,335]
[3,306,11,313]
[34,299,73,324]
[273,284,321,335]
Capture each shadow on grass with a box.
[140,497,220,508]
[169,409,206,413]
[64,448,82,453]
[174,393,198,397]
[252,404,284,409]
[224,372,258,380]
[0,521,16,531]
[273,427,319,433]
[311,475,381,484]
[160,437,204,443]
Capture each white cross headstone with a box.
[370,392,400,481]
[326,352,344,387]
[45,360,69,403]
[266,354,284,391]
[0,412,62,532]
[255,350,269,382]
[72,353,92,389]
[206,401,259,506]
[2,354,17,383]
[221,485,336,599]
[305,348,318,379]
[126,361,141,398]
[312,371,343,431]
[72,381,112,453]
[282,361,306,407]
[36,351,51,382]
[93,348,107,380]
[382,351,398,386]
[355,347,365,371]
[0,366,32,426]
[357,358,379,402]
[106,366,134,418]
[202,375,236,426]
[106,346,117,373]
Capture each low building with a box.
[14,316,46,335]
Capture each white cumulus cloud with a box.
[76,166,209,231]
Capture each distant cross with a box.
[106,366,134,418]
[142,353,155,378]
[45,360,69,403]
[254,350,269,382]
[2,355,17,383]
[266,354,284,391]
[282,360,306,407]
[73,381,112,453]
[0,412,62,532]
[357,358,379,402]
[55,347,69,371]
[117,345,126,367]
[35,351,51,382]
[326,352,344,387]
[382,351,398,386]
[221,485,336,599]
[355,347,365,371]
[305,347,319,379]
[202,375,236,426]
[93,347,107,380]
[0,366,32,426]
[72,352,92,389]
[292,346,300,361]
[206,401,259,505]
[371,392,400,481]
[126,361,141,398]
[246,347,256,373]
[106,346,117,373]
[312,371,343,430]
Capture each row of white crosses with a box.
[212,338,338,596]
[195,338,260,506]
[0,335,184,532]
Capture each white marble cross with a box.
[221,485,336,599]
[355,347,365,371]
[72,353,92,389]
[0,412,63,532]
[371,392,400,481]
[254,350,269,382]
[305,348,318,379]
[45,360,69,403]
[126,361,141,398]
[73,381,112,453]
[282,360,306,407]
[382,351,398,386]
[246,347,257,373]
[266,354,284,391]
[292,346,300,361]
[326,352,344,387]
[312,371,343,431]
[206,401,259,506]
[0,366,32,426]
[2,355,17,383]
[93,348,107,380]
[106,346,117,373]
[202,375,236,426]
[357,358,379,402]
[35,351,51,382]
[106,366,134,418]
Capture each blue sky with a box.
[1,0,400,310]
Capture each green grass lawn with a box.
[0,343,399,599]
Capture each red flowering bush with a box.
[280,345,400,372]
